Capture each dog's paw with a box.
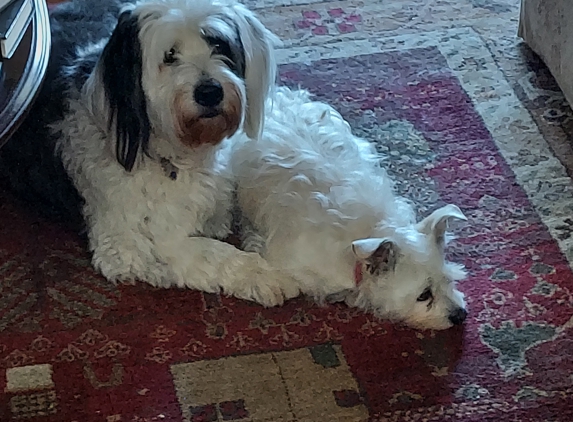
[229,255,301,307]
[325,289,353,303]
[202,223,232,240]
[201,211,233,240]
[92,252,133,283]
[91,246,169,287]
[232,277,287,307]
[242,233,266,254]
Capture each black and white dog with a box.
[0,0,301,306]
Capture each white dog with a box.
[230,88,469,330]
[0,0,300,306]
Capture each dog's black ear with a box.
[99,10,150,172]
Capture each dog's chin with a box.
[200,109,221,119]
[177,110,241,148]
[404,317,455,331]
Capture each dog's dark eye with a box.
[207,36,232,59]
[163,48,178,65]
[417,288,433,302]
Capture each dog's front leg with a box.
[88,214,174,286]
[156,236,301,307]
[89,220,300,306]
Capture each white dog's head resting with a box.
[85,0,278,171]
[347,204,468,330]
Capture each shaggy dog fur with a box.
[0,0,300,307]
[230,88,468,330]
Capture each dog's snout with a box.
[448,308,467,326]
[194,79,224,107]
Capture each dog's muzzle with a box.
[194,79,224,109]
[448,308,468,326]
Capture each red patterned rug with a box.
[3,1,573,421]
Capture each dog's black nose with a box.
[448,308,468,326]
[194,79,224,108]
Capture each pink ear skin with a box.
[351,238,397,273]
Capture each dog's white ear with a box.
[417,204,467,247]
[351,238,398,272]
[232,4,280,140]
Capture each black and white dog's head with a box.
[84,0,279,171]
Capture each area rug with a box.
[2,0,573,421]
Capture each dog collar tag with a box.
[354,262,363,286]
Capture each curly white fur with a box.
[230,88,469,330]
